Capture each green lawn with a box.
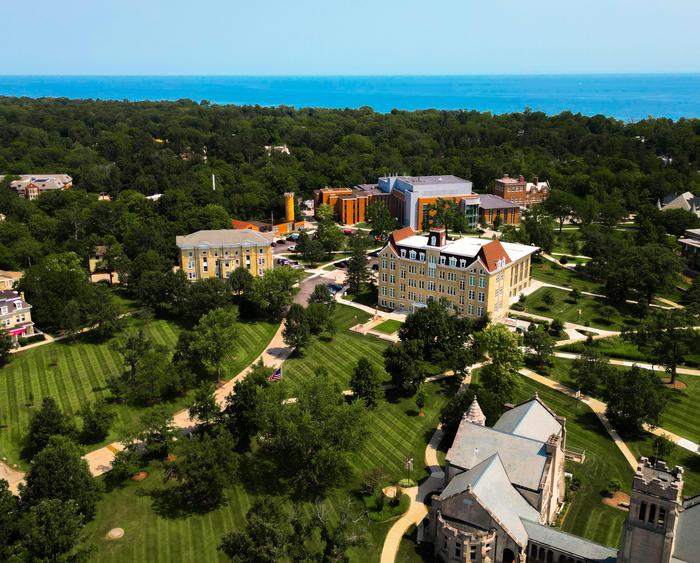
[85,379,453,563]
[374,319,403,334]
[523,287,638,330]
[546,356,700,444]
[345,284,379,308]
[559,336,700,368]
[283,305,390,392]
[530,259,603,293]
[0,314,278,467]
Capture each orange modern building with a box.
[232,192,305,236]
[314,184,390,225]
[494,174,551,207]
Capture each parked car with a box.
[336,260,347,268]
[276,239,287,245]
[288,245,297,251]
[343,228,353,235]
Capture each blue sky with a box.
[1,0,698,75]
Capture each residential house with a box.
[0,174,72,200]
[0,270,22,291]
[0,290,35,344]
[176,229,274,281]
[377,227,537,319]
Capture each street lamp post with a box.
[405,457,414,483]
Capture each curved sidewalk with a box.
[380,426,445,563]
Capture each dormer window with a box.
[400,249,406,258]
[409,250,416,260]
[460,259,466,267]
[449,257,457,267]
[440,256,446,265]
[419,253,425,262]
[431,235,437,246]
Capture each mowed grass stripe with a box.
[0,315,275,467]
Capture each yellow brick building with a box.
[176,229,274,281]
[378,227,538,320]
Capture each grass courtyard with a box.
[0,313,279,467]
[85,379,453,563]
[522,287,638,330]
[374,319,403,334]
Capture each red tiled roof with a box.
[478,239,511,272]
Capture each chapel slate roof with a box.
[440,454,541,548]
[521,520,618,562]
[672,494,700,563]
[492,396,562,443]
[445,420,549,491]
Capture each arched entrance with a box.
[503,548,515,563]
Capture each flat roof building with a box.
[176,229,274,281]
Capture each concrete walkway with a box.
[553,351,700,377]
[380,426,445,563]
[518,367,639,469]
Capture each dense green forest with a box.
[1,96,700,219]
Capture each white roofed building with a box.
[378,226,538,319]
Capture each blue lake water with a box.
[0,75,699,121]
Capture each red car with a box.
[343,228,353,235]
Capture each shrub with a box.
[607,478,622,497]
[559,255,569,265]
[18,334,45,346]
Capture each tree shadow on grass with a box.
[140,484,229,519]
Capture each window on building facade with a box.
[470,545,477,560]
[459,279,465,290]
[400,249,406,258]
[449,257,456,267]
[477,306,484,316]
[469,274,475,286]
[428,281,435,291]
[409,250,416,260]
[400,269,406,279]
[479,277,486,288]
[468,304,474,315]
[478,292,485,302]
[460,259,466,267]
[389,275,395,284]
[468,290,475,300]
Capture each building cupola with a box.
[463,397,487,426]
[428,226,447,247]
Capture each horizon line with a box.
[1,72,700,78]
